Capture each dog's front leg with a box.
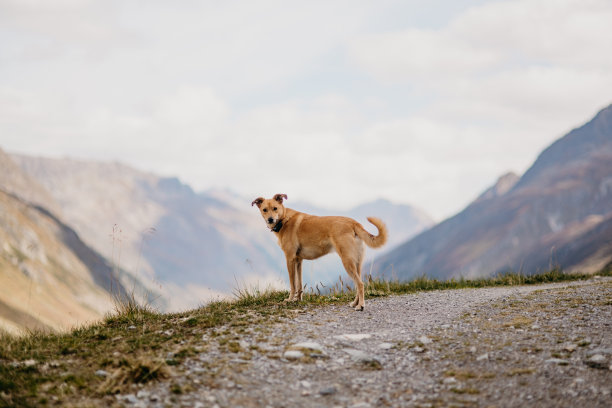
[296,259,303,301]
[284,257,298,302]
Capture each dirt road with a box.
[120,278,612,407]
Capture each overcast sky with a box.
[1,0,611,220]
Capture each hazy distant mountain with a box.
[0,150,133,333]
[11,156,284,310]
[0,149,60,215]
[376,104,612,280]
[10,154,434,308]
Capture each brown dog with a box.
[252,194,387,310]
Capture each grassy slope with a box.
[1,269,610,407]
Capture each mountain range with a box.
[2,103,610,333]
[2,153,433,324]
[375,104,612,280]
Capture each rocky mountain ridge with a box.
[376,104,612,280]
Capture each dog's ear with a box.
[273,194,287,204]
[251,197,264,208]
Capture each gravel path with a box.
[119,278,612,408]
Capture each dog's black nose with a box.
[267,218,274,224]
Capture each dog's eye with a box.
[263,209,268,213]
[273,207,277,211]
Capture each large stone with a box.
[319,386,337,396]
[545,358,569,366]
[292,342,324,352]
[343,348,382,368]
[334,333,372,341]
[585,354,608,369]
[283,350,304,360]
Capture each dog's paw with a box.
[354,305,364,311]
[283,297,293,303]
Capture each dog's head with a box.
[251,194,287,230]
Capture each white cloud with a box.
[155,86,229,129]
[350,28,502,81]
[350,0,612,80]
[348,0,612,135]
[451,0,612,70]
[1,0,611,220]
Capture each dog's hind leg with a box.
[346,262,365,311]
[335,240,365,311]
[350,292,359,308]
[350,244,366,308]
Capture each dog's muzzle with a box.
[267,217,274,224]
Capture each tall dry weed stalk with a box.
[108,224,156,318]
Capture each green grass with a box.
[0,268,609,407]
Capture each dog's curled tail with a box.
[356,217,388,249]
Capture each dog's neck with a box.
[270,208,299,233]
[271,219,283,233]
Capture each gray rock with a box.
[95,369,110,377]
[22,359,36,367]
[586,354,608,369]
[136,390,150,399]
[563,344,578,353]
[477,353,489,361]
[283,350,304,360]
[587,348,612,356]
[116,394,138,404]
[418,335,432,344]
[343,348,381,366]
[292,342,324,352]
[334,333,371,341]
[319,386,337,395]
[349,403,372,408]
[343,348,368,360]
[545,358,569,365]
